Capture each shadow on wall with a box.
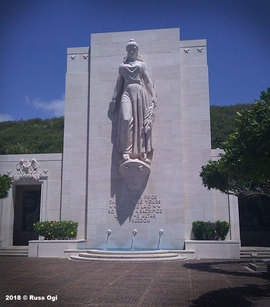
[108,108,149,225]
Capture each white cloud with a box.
[25,95,31,105]
[30,95,65,117]
[0,113,14,122]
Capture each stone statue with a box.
[110,39,157,165]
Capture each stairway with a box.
[0,246,28,257]
[240,247,270,259]
[69,249,192,262]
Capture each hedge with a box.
[192,220,230,240]
[33,220,78,240]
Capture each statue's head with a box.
[124,39,142,63]
[126,39,139,52]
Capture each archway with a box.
[13,185,41,246]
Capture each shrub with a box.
[215,220,230,240]
[33,220,78,240]
[192,220,230,240]
[0,174,13,199]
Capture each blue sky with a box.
[0,0,269,121]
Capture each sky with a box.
[0,0,269,122]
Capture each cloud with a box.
[31,95,65,117]
[0,113,14,122]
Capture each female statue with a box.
[110,39,157,165]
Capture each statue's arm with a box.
[142,65,157,107]
[110,68,124,112]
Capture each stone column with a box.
[61,47,90,239]
[180,40,213,239]
[228,195,241,242]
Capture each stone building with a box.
[2,28,264,257]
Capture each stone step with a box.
[0,248,28,253]
[241,251,270,255]
[241,254,270,258]
[0,250,28,254]
[240,247,270,251]
[0,253,28,257]
[248,262,268,273]
[68,249,189,262]
[0,247,28,249]
[240,247,270,258]
[83,249,183,255]
[0,246,28,257]
[70,255,186,262]
[80,252,178,259]
[65,249,194,256]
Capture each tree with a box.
[0,175,13,199]
[210,103,252,149]
[200,88,270,198]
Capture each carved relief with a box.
[108,40,157,191]
[70,55,76,60]
[108,194,163,223]
[83,54,88,60]
[109,40,157,190]
[7,159,48,181]
[109,39,157,166]
[183,47,204,54]
[118,160,150,191]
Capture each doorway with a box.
[239,196,270,246]
[13,185,41,246]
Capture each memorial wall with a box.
[0,28,240,250]
[62,28,217,249]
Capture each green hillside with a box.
[0,104,253,154]
[0,117,64,154]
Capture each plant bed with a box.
[28,239,86,258]
[28,220,84,258]
[33,221,78,240]
[192,220,230,240]
[185,240,240,259]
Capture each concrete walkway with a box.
[0,257,269,306]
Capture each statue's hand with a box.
[152,97,157,108]
[109,100,116,113]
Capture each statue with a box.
[110,39,157,165]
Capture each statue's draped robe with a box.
[117,61,154,155]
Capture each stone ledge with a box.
[28,240,86,258]
[185,240,240,259]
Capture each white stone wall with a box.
[84,29,240,249]
[180,39,214,240]
[86,28,200,249]
[0,154,62,246]
[61,47,90,238]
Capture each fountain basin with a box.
[68,248,191,262]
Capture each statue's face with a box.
[127,45,138,61]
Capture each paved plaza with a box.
[1,257,270,306]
